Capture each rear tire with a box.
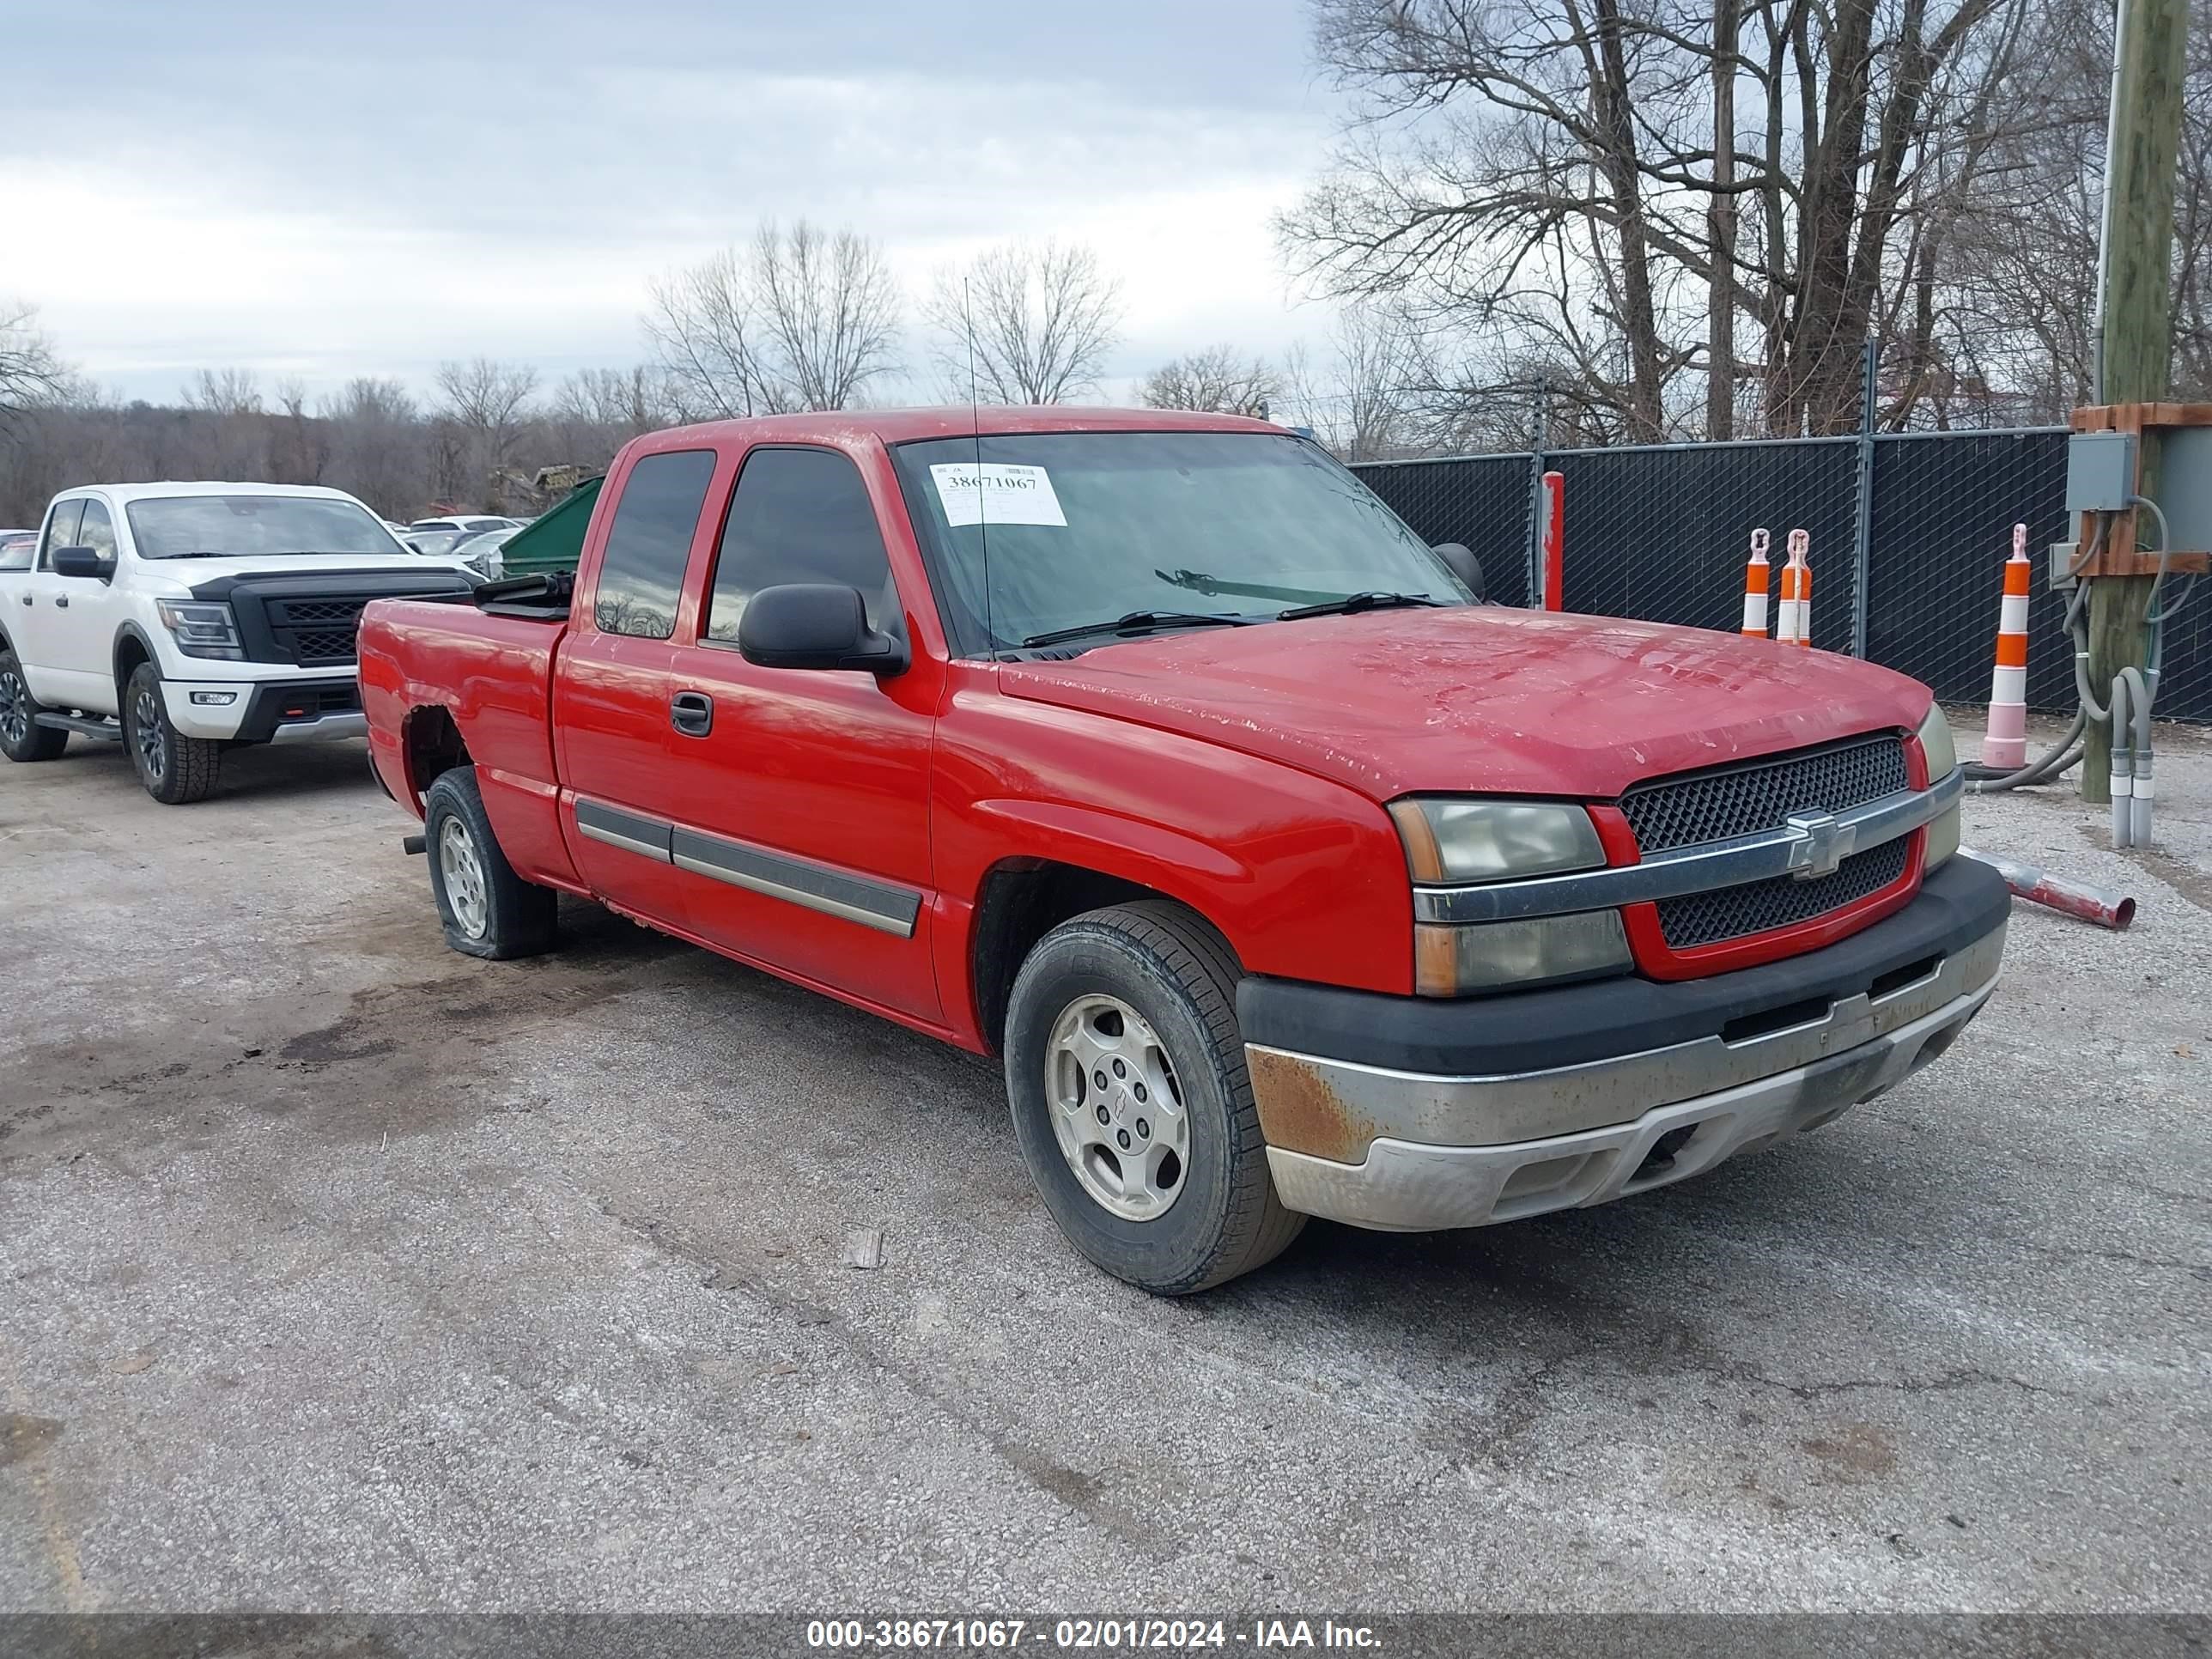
[424,766,558,959]
[1004,900,1305,1295]
[0,648,69,763]
[123,662,220,803]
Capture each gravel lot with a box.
[1,714,2206,1614]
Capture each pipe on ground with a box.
[1959,847,2136,931]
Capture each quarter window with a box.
[593,449,717,639]
[704,447,894,643]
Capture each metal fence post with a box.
[1523,382,1549,607]
[1850,340,1876,657]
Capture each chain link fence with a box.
[1354,428,2211,722]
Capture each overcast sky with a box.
[4,0,1346,405]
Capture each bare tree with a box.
[434,357,540,508]
[923,240,1123,404]
[1,303,68,432]
[1141,346,1283,416]
[1279,0,2054,440]
[645,221,901,417]
[179,368,264,417]
[268,376,330,485]
[319,377,422,515]
[1283,304,1429,460]
[550,366,682,467]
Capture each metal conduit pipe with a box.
[2121,663,2155,847]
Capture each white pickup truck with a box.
[0,482,474,802]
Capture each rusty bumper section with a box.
[1249,933,2002,1233]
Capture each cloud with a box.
[3,0,1341,402]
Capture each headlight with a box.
[1388,798,1605,884]
[154,599,244,661]
[1414,912,1632,996]
[1917,704,1958,783]
[1916,705,1960,870]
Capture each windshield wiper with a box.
[1021,611,1250,649]
[1277,591,1439,621]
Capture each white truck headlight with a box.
[1414,911,1632,997]
[1388,798,1606,884]
[1917,705,1960,869]
[155,599,245,661]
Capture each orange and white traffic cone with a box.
[1776,530,1812,647]
[1740,528,1771,637]
[1982,522,2032,770]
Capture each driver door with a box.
[656,444,943,1023]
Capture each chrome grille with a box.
[1656,836,1912,950]
[1620,732,1909,854]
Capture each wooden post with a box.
[2084,0,2190,804]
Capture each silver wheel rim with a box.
[0,669,27,747]
[1045,994,1189,1222]
[438,817,490,939]
[131,685,167,781]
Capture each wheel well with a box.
[970,860,1204,1055]
[113,629,152,693]
[404,706,470,799]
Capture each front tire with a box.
[0,648,70,763]
[424,767,557,959]
[1004,901,1305,1295]
[122,662,220,803]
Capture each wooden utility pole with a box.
[2083,0,2191,804]
[1708,0,1740,442]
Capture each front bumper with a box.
[161,677,364,743]
[1239,856,2009,1232]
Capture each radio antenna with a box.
[966,276,994,659]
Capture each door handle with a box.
[670,690,714,737]
[53,595,68,609]
[17,594,28,605]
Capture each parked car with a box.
[0,482,474,802]
[408,514,520,540]
[358,408,2004,1294]
[446,525,520,579]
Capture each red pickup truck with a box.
[360,407,2006,1293]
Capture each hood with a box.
[145,551,469,590]
[1000,607,1932,802]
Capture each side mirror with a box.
[1433,542,1485,603]
[737,583,908,676]
[50,545,113,581]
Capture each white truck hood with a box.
[145,552,469,589]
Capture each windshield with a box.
[889,431,1470,656]
[125,495,405,560]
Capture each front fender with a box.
[932,680,1417,1012]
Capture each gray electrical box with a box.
[2156,426,2212,553]
[2050,542,2079,591]
[2066,430,2137,514]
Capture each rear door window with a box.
[593,449,717,639]
[38,500,84,568]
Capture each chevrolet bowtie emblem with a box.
[1784,811,1855,880]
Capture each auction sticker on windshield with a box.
[929,463,1067,528]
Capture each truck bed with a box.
[359,594,579,889]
